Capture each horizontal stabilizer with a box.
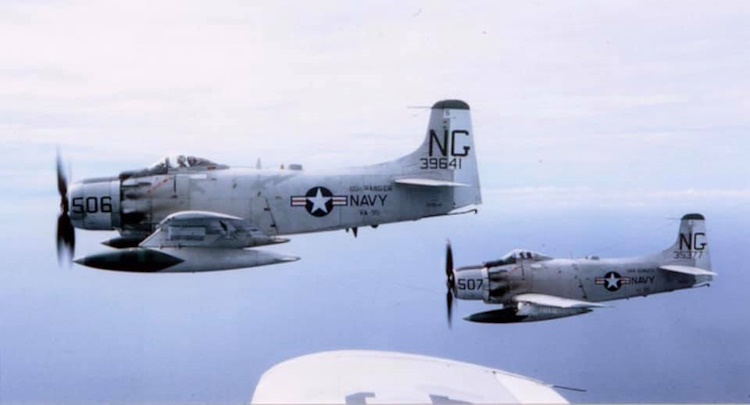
[448,204,480,215]
[660,265,717,277]
[395,178,469,187]
[513,293,606,309]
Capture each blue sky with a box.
[1,1,749,403]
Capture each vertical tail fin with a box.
[661,213,711,270]
[395,100,482,208]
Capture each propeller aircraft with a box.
[56,100,481,272]
[444,214,715,324]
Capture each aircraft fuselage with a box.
[495,256,702,304]
[69,168,461,238]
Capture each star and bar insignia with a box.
[291,187,348,217]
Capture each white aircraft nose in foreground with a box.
[55,100,482,272]
[445,214,715,324]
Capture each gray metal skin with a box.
[67,100,482,272]
[450,214,714,323]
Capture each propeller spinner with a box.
[56,152,75,264]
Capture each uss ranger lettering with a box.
[349,185,393,193]
[364,185,392,192]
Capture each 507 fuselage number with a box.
[457,279,483,290]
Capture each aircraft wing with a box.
[513,293,606,309]
[75,211,296,272]
[140,210,288,249]
[251,350,569,404]
[659,264,717,277]
[462,294,606,323]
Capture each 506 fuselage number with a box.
[72,196,112,214]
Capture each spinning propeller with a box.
[56,152,75,264]
[445,241,456,328]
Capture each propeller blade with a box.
[56,151,75,264]
[446,240,453,280]
[446,290,453,328]
[56,153,66,194]
[57,212,75,264]
[56,152,68,206]
[445,240,456,328]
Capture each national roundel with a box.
[290,186,348,217]
[595,271,629,292]
[305,187,334,217]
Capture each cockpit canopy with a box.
[147,155,226,172]
[484,249,553,267]
[122,155,229,178]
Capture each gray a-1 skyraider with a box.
[444,214,715,324]
[56,100,481,272]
